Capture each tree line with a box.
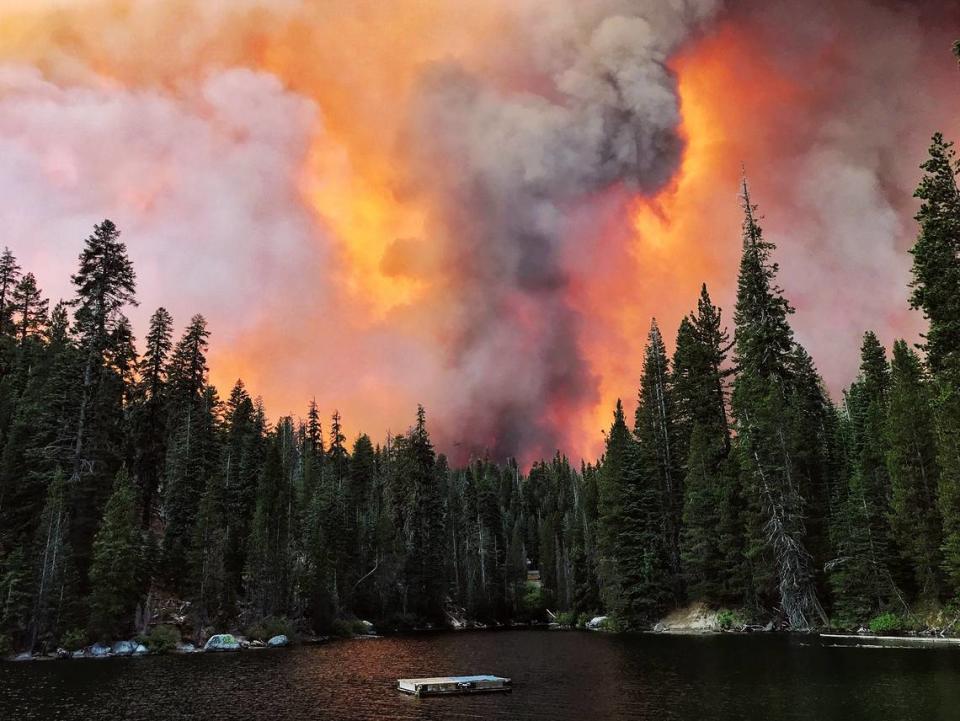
[1,131,959,653]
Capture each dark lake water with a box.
[2,630,959,720]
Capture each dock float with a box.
[397,675,512,696]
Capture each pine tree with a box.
[886,340,942,599]
[28,470,77,652]
[347,433,378,614]
[162,315,217,587]
[680,424,724,602]
[188,473,227,625]
[829,332,900,620]
[68,219,138,586]
[625,322,679,622]
[403,406,445,622]
[596,400,633,615]
[88,468,141,639]
[0,546,32,649]
[131,308,173,526]
[0,302,81,550]
[222,381,262,597]
[673,285,735,604]
[0,247,21,340]
[731,179,826,629]
[908,134,960,599]
[909,134,960,379]
[11,273,48,346]
[327,409,348,490]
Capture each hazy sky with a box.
[1,0,958,463]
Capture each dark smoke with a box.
[402,1,721,459]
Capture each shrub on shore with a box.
[138,625,181,653]
[245,617,295,642]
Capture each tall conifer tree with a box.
[731,179,826,628]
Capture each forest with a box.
[0,131,959,655]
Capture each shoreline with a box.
[9,621,960,662]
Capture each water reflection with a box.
[1,630,958,720]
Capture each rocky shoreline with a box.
[5,631,306,662]
[10,608,960,661]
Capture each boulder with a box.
[358,620,376,635]
[134,644,149,655]
[56,647,70,659]
[652,622,667,633]
[586,616,608,630]
[112,640,136,657]
[267,635,289,648]
[250,639,265,648]
[13,652,34,662]
[175,642,197,653]
[238,638,250,649]
[89,643,111,657]
[71,649,86,659]
[204,634,241,652]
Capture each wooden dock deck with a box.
[397,675,512,696]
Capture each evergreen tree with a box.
[829,332,900,620]
[188,473,227,626]
[222,381,261,599]
[680,424,724,602]
[886,340,942,599]
[0,247,21,341]
[633,320,681,605]
[28,470,78,652]
[731,179,826,629]
[0,546,32,649]
[347,433,378,614]
[909,134,960,379]
[908,134,960,599]
[162,315,217,587]
[131,308,173,526]
[88,469,141,639]
[673,285,735,603]
[403,406,445,621]
[68,219,137,585]
[596,400,633,615]
[244,439,284,620]
[11,272,48,346]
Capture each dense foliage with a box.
[1,131,959,652]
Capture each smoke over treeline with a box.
[0,0,957,462]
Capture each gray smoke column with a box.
[400,0,721,460]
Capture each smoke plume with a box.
[0,0,957,463]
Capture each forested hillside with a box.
[1,133,959,654]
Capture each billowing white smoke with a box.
[0,63,324,354]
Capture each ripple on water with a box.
[2,630,959,721]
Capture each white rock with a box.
[204,634,241,651]
[89,643,111,657]
[112,640,136,656]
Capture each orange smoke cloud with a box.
[2,1,958,465]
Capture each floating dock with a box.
[397,675,512,696]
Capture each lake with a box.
[2,630,958,720]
